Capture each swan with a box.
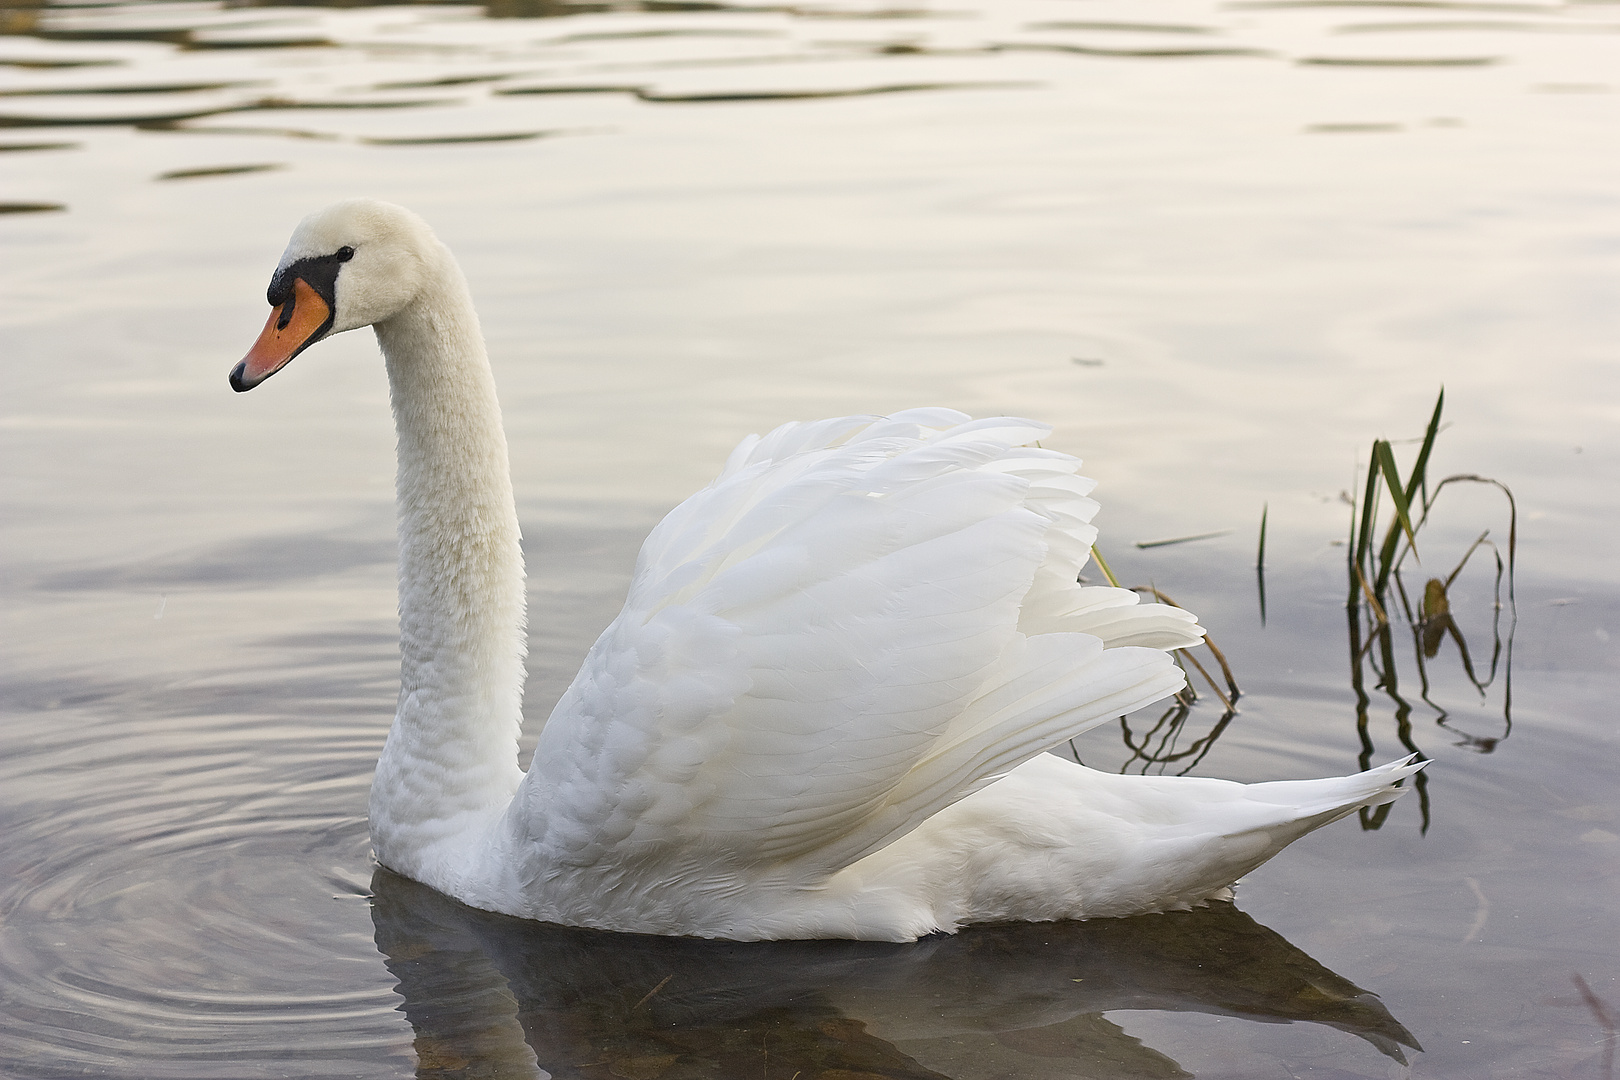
[230,199,1424,942]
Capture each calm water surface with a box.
[2,0,1618,1075]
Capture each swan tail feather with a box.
[1239,753,1427,821]
[1178,755,1431,901]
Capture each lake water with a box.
[2,0,1618,1075]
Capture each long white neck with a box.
[367,244,527,879]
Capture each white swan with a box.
[231,199,1423,942]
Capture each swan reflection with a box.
[371,868,1419,1079]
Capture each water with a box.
[2,0,1618,1075]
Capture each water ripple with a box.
[0,635,407,1078]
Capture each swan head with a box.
[230,199,438,392]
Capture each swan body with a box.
[231,199,1423,941]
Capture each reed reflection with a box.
[371,867,1420,1079]
[1065,577,1241,778]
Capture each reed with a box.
[1256,502,1268,571]
[1349,389,1441,611]
[1346,387,1516,620]
[1341,388,1519,829]
[1256,502,1268,626]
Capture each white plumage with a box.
[232,199,1423,941]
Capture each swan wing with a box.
[514,411,1201,880]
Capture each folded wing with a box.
[516,411,1204,881]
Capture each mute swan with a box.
[230,199,1423,942]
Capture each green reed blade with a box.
[1407,387,1444,509]
[1444,529,1492,591]
[1090,545,1122,588]
[1256,501,1268,571]
[1372,389,1443,595]
[1354,442,1382,576]
[1134,529,1232,549]
[1426,474,1518,608]
[1373,440,1419,595]
[1256,501,1268,627]
[1375,440,1419,551]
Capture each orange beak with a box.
[230,277,332,392]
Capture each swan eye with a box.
[336,246,355,262]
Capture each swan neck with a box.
[369,247,526,873]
